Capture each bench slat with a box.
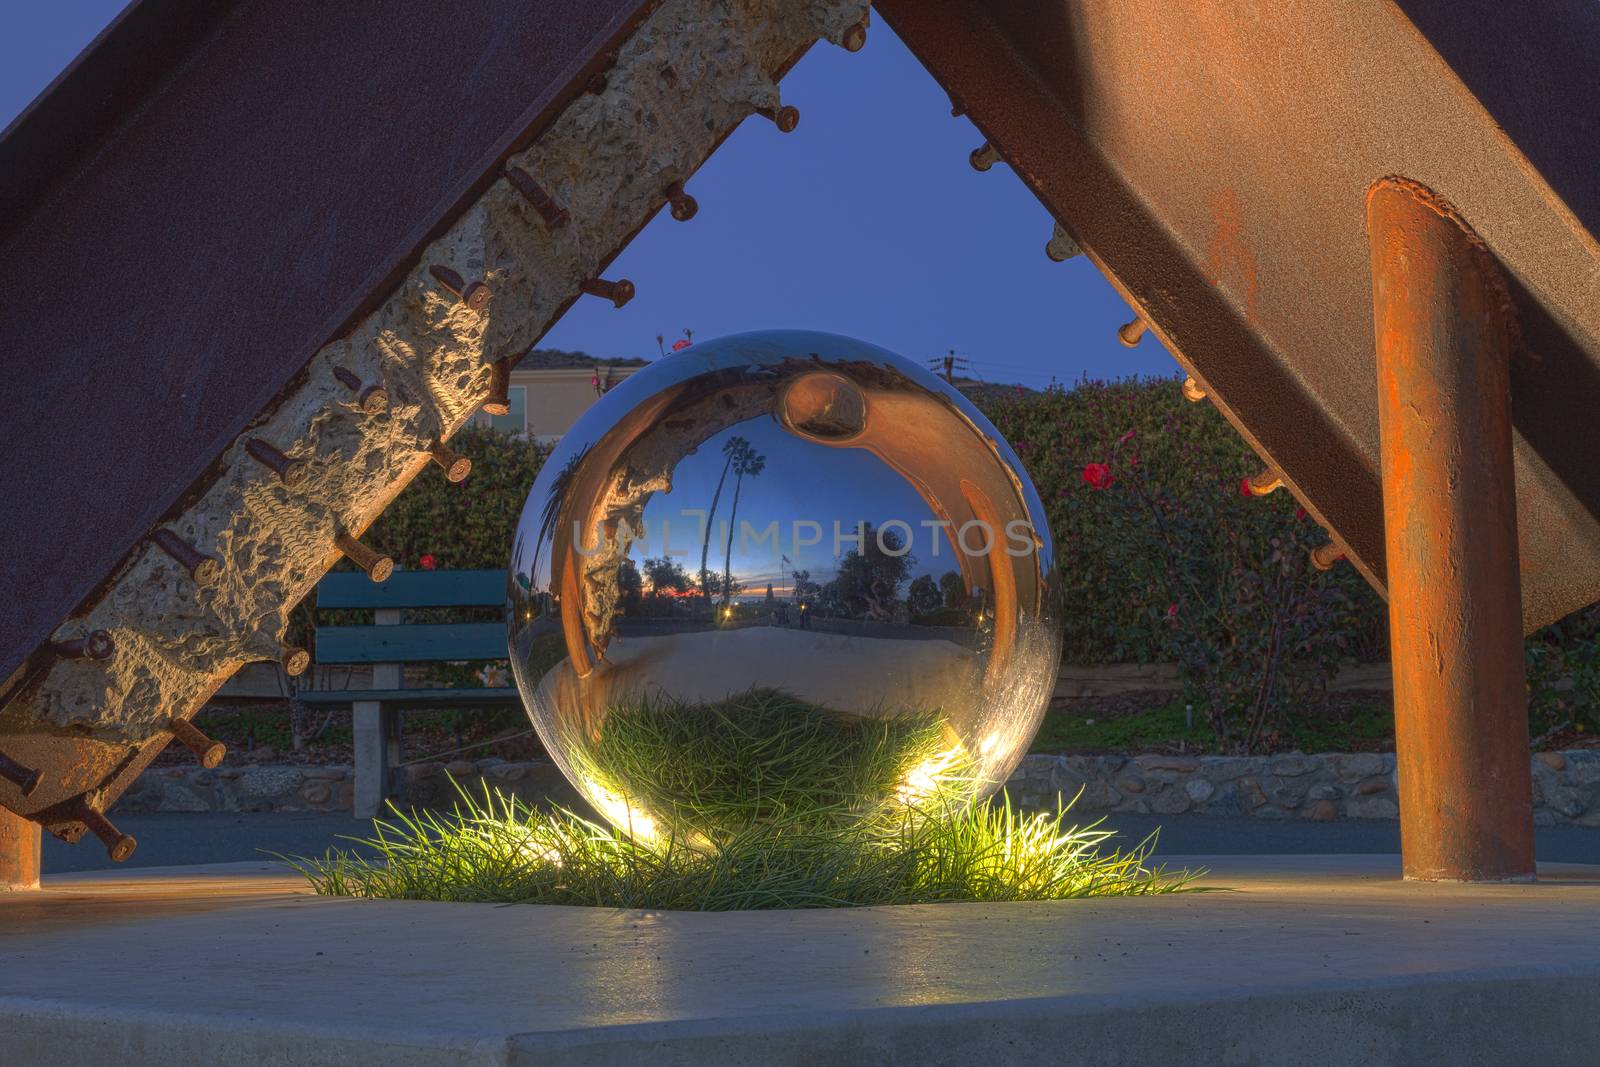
[317,569,509,609]
[316,622,509,664]
[297,687,520,706]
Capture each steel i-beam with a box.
[1368,177,1535,882]
[0,808,40,890]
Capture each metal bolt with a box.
[428,265,491,311]
[665,180,698,222]
[168,717,227,769]
[841,19,868,52]
[150,529,221,586]
[579,277,635,309]
[1117,318,1148,347]
[506,167,570,231]
[1045,222,1080,262]
[1182,376,1207,402]
[281,643,310,676]
[245,438,307,488]
[429,440,472,483]
[970,142,1000,171]
[49,630,114,661]
[482,358,512,416]
[1246,468,1284,496]
[335,529,393,583]
[332,367,388,414]
[1310,542,1346,571]
[0,752,41,798]
[754,105,800,133]
[71,800,136,863]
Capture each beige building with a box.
[470,351,645,443]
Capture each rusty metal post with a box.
[0,809,40,891]
[1368,177,1534,882]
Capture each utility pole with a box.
[926,349,970,385]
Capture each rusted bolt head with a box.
[282,645,311,676]
[1182,376,1207,403]
[669,191,699,223]
[198,741,226,769]
[463,282,491,312]
[444,455,472,483]
[367,556,395,583]
[108,834,137,863]
[192,558,222,587]
[481,398,511,416]
[607,279,635,309]
[1117,318,1148,347]
[1310,543,1346,571]
[842,20,867,52]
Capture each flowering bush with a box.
[977,376,1386,668]
[359,425,549,571]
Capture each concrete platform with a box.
[4,856,1600,1065]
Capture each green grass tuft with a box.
[575,688,952,844]
[283,781,1199,909]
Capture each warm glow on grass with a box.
[284,781,1198,909]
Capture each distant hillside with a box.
[521,347,649,369]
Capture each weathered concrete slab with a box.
[4,856,1600,1064]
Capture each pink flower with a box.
[1296,506,1308,521]
[1166,603,1178,619]
[1117,428,1136,445]
[1239,476,1254,498]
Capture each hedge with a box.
[321,381,1598,739]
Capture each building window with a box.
[489,385,527,435]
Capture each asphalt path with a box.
[39,811,1600,874]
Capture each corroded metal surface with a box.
[0,0,652,686]
[0,0,867,844]
[878,0,1600,634]
[1370,178,1534,882]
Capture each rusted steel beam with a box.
[0,0,654,686]
[0,808,40,891]
[1369,177,1534,882]
[877,0,1600,634]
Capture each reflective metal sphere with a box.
[508,331,1058,844]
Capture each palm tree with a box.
[721,443,767,608]
[698,436,747,606]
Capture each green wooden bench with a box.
[300,569,518,816]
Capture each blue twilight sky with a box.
[0,4,1180,389]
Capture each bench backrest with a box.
[315,569,510,665]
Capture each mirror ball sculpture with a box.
[508,331,1059,845]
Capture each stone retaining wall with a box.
[115,750,1600,826]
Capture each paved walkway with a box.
[7,856,1600,1065]
[46,810,1600,873]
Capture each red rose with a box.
[1295,506,1308,521]
[1239,476,1254,498]
[420,554,438,571]
[1081,462,1114,490]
